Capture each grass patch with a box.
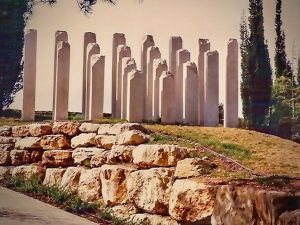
[148,133,193,147]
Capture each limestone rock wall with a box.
[0,122,299,225]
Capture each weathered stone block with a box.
[132,144,188,168]
[71,133,96,148]
[42,150,74,167]
[72,147,106,166]
[10,150,31,166]
[0,136,19,144]
[131,214,179,225]
[0,166,11,181]
[97,124,113,135]
[107,145,134,164]
[94,135,117,150]
[169,178,217,222]
[12,165,46,181]
[43,168,67,187]
[15,137,41,150]
[60,167,85,193]
[79,123,100,133]
[117,130,150,146]
[78,168,102,202]
[90,150,109,167]
[0,144,14,151]
[127,168,175,214]
[40,135,70,150]
[0,126,12,136]
[52,122,80,136]
[12,125,30,137]
[174,158,213,178]
[0,151,10,165]
[28,123,52,137]
[109,204,139,219]
[109,123,148,135]
[100,164,136,206]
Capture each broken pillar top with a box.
[87,42,100,53]
[57,41,70,50]
[55,31,68,40]
[198,39,210,45]
[154,58,168,68]
[185,61,198,72]
[142,35,154,43]
[122,57,136,67]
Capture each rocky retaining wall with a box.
[0,122,299,225]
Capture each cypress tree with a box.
[247,0,273,131]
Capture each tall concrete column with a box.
[169,36,182,76]
[116,45,131,118]
[204,51,219,127]
[159,71,175,124]
[141,35,155,119]
[145,46,161,121]
[85,43,100,120]
[127,70,144,123]
[183,62,199,125]
[53,31,68,116]
[198,39,210,125]
[22,29,37,121]
[175,49,190,123]
[82,32,96,115]
[89,54,105,120]
[112,33,126,118]
[153,59,168,121]
[53,41,70,121]
[224,39,239,128]
[121,57,136,119]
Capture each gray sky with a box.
[10,0,300,116]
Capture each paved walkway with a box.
[0,186,98,225]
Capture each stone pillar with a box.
[22,29,37,121]
[141,35,155,119]
[112,33,126,118]
[175,49,190,123]
[116,45,131,118]
[53,41,70,121]
[53,31,68,116]
[204,51,219,127]
[183,62,199,125]
[121,57,136,119]
[84,43,100,120]
[89,54,105,120]
[169,36,182,75]
[145,46,161,121]
[159,71,175,124]
[224,39,239,128]
[198,39,210,125]
[127,70,144,123]
[82,32,96,115]
[153,59,168,121]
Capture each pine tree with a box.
[247,0,273,131]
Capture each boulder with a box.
[132,144,188,168]
[0,126,12,136]
[30,150,43,163]
[211,185,300,225]
[28,123,52,137]
[12,165,46,181]
[10,150,31,166]
[94,135,117,150]
[79,123,100,133]
[108,123,148,135]
[109,204,139,219]
[71,133,96,148]
[43,168,67,186]
[100,164,136,206]
[130,214,179,225]
[0,144,14,151]
[117,130,150,145]
[0,151,11,165]
[59,167,85,193]
[40,135,70,150]
[52,122,80,136]
[127,168,175,214]
[97,124,113,135]
[0,136,19,144]
[90,150,109,167]
[72,147,106,166]
[42,150,74,167]
[15,137,41,150]
[12,125,30,137]
[169,178,217,222]
[107,145,134,164]
[0,166,11,181]
[78,168,102,202]
[174,158,213,178]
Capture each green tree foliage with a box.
[240,0,273,131]
[0,0,115,114]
